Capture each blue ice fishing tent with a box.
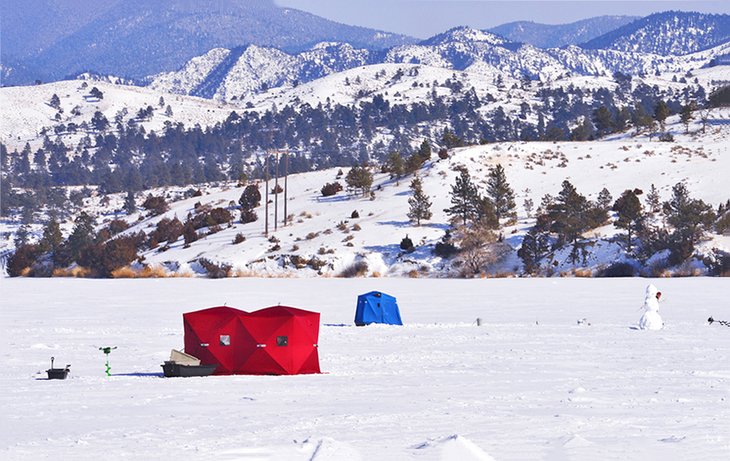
[355,291,403,326]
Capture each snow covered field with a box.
[2,277,730,460]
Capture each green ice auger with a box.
[99,346,117,376]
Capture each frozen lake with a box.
[1,277,729,460]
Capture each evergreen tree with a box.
[444,168,479,226]
[407,175,432,226]
[238,184,261,210]
[548,180,590,248]
[518,224,551,274]
[662,183,715,263]
[124,190,136,214]
[384,152,405,180]
[680,101,696,134]
[345,165,373,197]
[417,139,432,161]
[475,196,499,230]
[57,211,96,266]
[592,106,614,135]
[613,189,644,252]
[486,164,515,221]
[49,94,61,110]
[14,224,30,247]
[91,111,109,132]
[646,184,661,213]
[571,116,594,141]
[654,100,670,130]
[597,187,613,212]
[615,106,632,131]
[39,218,63,254]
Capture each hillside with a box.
[0,80,237,152]
[4,111,728,279]
[141,27,730,102]
[489,16,638,48]
[582,11,730,56]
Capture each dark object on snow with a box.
[46,357,70,380]
[161,361,218,378]
[708,317,730,327]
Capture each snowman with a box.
[638,284,663,330]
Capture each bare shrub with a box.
[340,260,369,278]
[199,258,232,278]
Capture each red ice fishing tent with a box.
[183,305,320,375]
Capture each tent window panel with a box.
[220,335,230,346]
[277,336,288,347]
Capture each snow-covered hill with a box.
[142,27,729,102]
[490,16,638,48]
[582,11,730,56]
[0,80,237,151]
[6,112,724,278]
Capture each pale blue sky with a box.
[275,0,729,38]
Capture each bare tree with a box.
[456,226,511,277]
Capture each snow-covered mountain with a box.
[489,16,638,48]
[1,0,413,86]
[146,25,729,102]
[582,11,730,56]
[149,43,374,101]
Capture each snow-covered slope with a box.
[19,111,722,278]
[143,27,729,102]
[582,11,730,56]
[490,16,639,48]
[0,80,237,151]
[2,277,730,459]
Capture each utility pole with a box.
[283,152,289,227]
[264,154,269,237]
[274,151,279,232]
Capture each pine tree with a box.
[239,184,261,210]
[124,190,136,214]
[548,180,589,248]
[646,184,661,213]
[417,139,431,161]
[662,183,715,263]
[407,175,432,226]
[680,101,696,134]
[613,189,644,252]
[518,227,550,274]
[445,168,479,226]
[486,164,515,221]
[345,165,373,197]
[49,94,61,110]
[654,100,670,130]
[592,106,613,135]
[39,218,63,254]
[385,152,404,180]
[597,187,613,212]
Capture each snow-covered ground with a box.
[2,277,729,460]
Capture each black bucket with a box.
[46,357,70,379]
